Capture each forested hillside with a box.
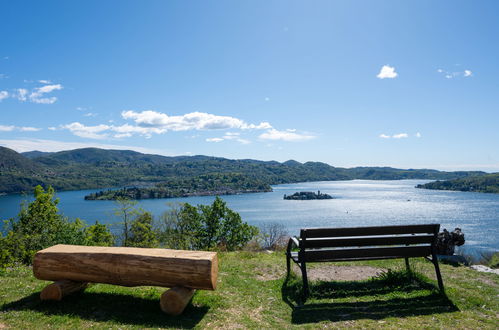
[416,173,499,193]
[0,146,487,195]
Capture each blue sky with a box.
[1,0,498,171]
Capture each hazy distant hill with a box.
[0,146,487,194]
[416,173,499,193]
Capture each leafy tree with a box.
[157,197,258,251]
[85,221,114,246]
[128,211,158,248]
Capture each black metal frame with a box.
[286,224,445,297]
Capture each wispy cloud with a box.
[377,65,398,79]
[259,128,315,142]
[379,133,411,139]
[0,91,8,101]
[7,84,63,104]
[29,84,63,104]
[0,125,40,132]
[437,68,473,79]
[206,137,224,143]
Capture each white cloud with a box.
[0,125,41,132]
[259,128,315,142]
[121,110,272,132]
[0,91,8,101]
[29,84,62,104]
[380,133,412,139]
[438,68,473,79]
[0,125,15,132]
[19,127,41,132]
[206,137,224,143]
[61,122,110,139]
[38,80,52,84]
[415,132,422,138]
[0,138,167,155]
[48,127,57,131]
[83,112,98,117]
[16,89,28,101]
[376,65,398,79]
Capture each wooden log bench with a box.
[286,224,444,297]
[33,244,218,315]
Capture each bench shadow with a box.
[282,271,459,324]
[2,290,208,329]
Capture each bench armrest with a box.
[286,236,300,255]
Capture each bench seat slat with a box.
[301,245,432,262]
[304,234,435,248]
[301,224,439,238]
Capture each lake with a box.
[1,180,498,255]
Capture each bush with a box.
[128,211,158,248]
[85,221,115,246]
[158,197,258,251]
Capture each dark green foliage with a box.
[0,146,487,196]
[416,173,499,194]
[158,197,258,251]
[85,221,114,247]
[85,173,272,200]
[1,186,90,265]
[128,212,158,248]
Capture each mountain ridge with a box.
[0,146,489,194]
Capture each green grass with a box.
[1,252,498,329]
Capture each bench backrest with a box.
[298,224,440,262]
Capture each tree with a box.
[113,197,138,247]
[128,211,158,248]
[85,221,115,246]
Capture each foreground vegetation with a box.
[0,146,486,195]
[0,252,497,329]
[416,173,499,194]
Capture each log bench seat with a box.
[286,224,444,296]
[33,244,218,315]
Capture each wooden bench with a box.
[286,224,444,296]
[33,245,218,315]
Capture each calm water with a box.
[1,180,498,254]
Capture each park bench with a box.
[33,244,218,315]
[286,224,444,296]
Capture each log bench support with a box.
[40,280,88,301]
[286,224,444,297]
[33,245,218,315]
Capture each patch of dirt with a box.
[0,323,8,329]
[307,265,385,281]
[255,264,286,281]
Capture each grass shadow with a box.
[2,290,208,329]
[282,269,459,324]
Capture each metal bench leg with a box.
[431,253,445,293]
[286,253,291,277]
[301,262,309,297]
[405,258,410,272]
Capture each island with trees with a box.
[284,190,334,200]
[416,173,499,194]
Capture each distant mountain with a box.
[21,150,55,159]
[0,146,489,195]
[416,173,499,193]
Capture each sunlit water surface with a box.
[1,180,497,254]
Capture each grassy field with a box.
[1,251,497,329]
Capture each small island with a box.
[284,190,334,200]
